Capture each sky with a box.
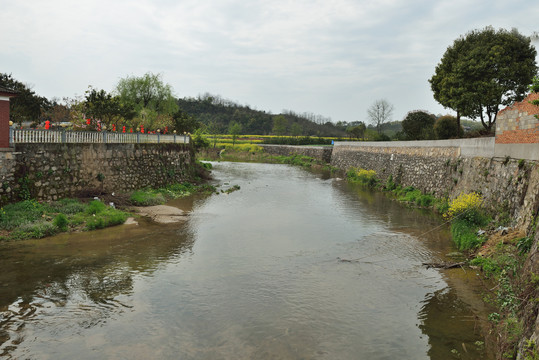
[1,0,538,124]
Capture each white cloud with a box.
[1,0,538,123]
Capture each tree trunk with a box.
[456,111,461,137]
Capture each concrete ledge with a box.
[334,137,501,159]
[494,143,539,161]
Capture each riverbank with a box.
[0,178,218,241]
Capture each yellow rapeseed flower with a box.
[444,192,483,219]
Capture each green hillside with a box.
[177,94,347,137]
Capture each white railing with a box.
[9,129,190,145]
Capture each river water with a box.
[0,162,493,359]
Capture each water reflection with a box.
[0,220,195,358]
[419,288,487,359]
[0,162,491,359]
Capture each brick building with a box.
[0,86,17,148]
[496,93,539,144]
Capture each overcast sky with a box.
[1,0,538,124]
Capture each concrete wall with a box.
[0,143,194,204]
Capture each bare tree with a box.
[367,99,394,134]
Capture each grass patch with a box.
[0,198,131,241]
[0,200,47,230]
[130,182,217,206]
[451,218,485,251]
[130,190,167,206]
[86,208,128,230]
[9,221,59,240]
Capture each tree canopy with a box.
[367,99,394,134]
[401,110,435,140]
[434,115,462,139]
[83,87,134,129]
[429,27,538,132]
[0,73,49,126]
[115,72,178,131]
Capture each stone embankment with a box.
[0,143,194,204]
[331,141,539,230]
[259,144,332,163]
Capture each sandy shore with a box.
[129,205,188,224]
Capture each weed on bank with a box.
[0,182,219,241]
[0,199,129,240]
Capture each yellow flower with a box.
[444,192,483,219]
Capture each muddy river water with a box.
[0,162,493,359]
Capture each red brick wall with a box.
[496,93,539,144]
[0,100,10,148]
[495,125,539,144]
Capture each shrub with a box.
[385,175,397,191]
[53,213,68,232]
[49,198,86,214]
[401,110,436,140]
[434,115,462,139]
[86,208,128,230]
[86,200,107,215]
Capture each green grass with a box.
[86,208,128,230]
[130,190,167,206]
[451,218,484,251]
[0,198,129,241]
[129,182,216,206]
[9,221,59,240]
[0,200,48,230]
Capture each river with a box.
[0,162,493,359]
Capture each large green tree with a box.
[0,73,49,126]
[401,110,435,140]
[114,72,178,131]
[430,27,538,132]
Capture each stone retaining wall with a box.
[259,144,333,163]
[331,142,539,229]
[0,143,194,204]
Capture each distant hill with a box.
[177,94,347,137]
